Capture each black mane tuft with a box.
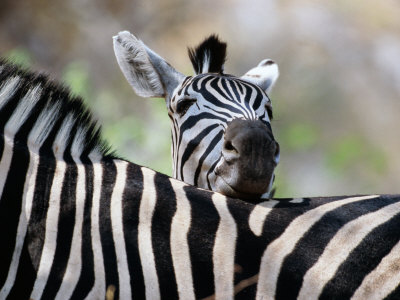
[188,35,227,74]
[0,59,115,159]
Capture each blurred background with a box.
[1,0,400,197]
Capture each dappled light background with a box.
[1,0,400,197]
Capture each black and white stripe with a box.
[1,61,400,299]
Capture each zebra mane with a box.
[188,34,227,75]
[0,59,114,160]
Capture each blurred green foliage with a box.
[280,123,318,151]
[325,136,387,175]
[62,61,91,101]
[273,168,295,198]
[5,48,32,68]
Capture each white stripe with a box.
[110,160,131,299]
[0,152,39,298]
[351,239,400,300]
[54,160,86,299]
[85,153,106,299]
[0,77,20,109]
[53,114,75,158]
[30,121,70,300]
[298,201,400,300]
[181,125,221,185]
[138,167,160,299]
[28,103,60,151]
[201,51,210,74]
[212,193,237,299]
[169,179,195,300]
[4,86,41,137]
[0,140,13,198]
[249,200,279,236]
[255,195,378,300]
[30,159,67,300]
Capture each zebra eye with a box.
[265,103,273,120]
[176,98,197,117]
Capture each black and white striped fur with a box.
[114,32,280,199]
[1,61,400,299]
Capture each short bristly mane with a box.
[188,34,227,74]
[0,59,114,160]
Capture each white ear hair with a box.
[113,31,164,97]
[113,31,184,99]
[241,59,279,94]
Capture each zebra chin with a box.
[210,162,277,201]
[211,171,276,201]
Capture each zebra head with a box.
[113,31,280,200]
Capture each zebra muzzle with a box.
[214,119,279,199]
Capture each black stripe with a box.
[206,157,221,190]
[222,78,252,120]
[177,77,193,96]
[178,112,226,148]
[10,155,56,297]
[194,130,223,186]
[122,163,146,299]
[26,113,62,273]
[0,146,29,288]
[179,124,219,180]
[228,80,243,106]
[0,92,40,287]
[203,104,232,119]
[209,78,245,115]
[98,159,119,298]
[0,128,3,161]
[275,196,399,300]
[241,83,256,113]
[321,207,400,298]
[152,172,179,299]
[192,76,243,116]
[236,78,267,113]
[70,161,95,299]
[186,186,219,298]
[41,151,78,299]
[226,199,265,300]
[7,236,37,299]
[220,78,234,100]
[228,80,241,99]
[169,114,177,165]
[236,79,244,94]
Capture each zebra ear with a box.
[241,59,279,94]
[113,31,185,99]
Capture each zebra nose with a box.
[222,119,276,164]
[217,118,278,196]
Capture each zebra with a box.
[113,31,280,200]
[1,59,400,300]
